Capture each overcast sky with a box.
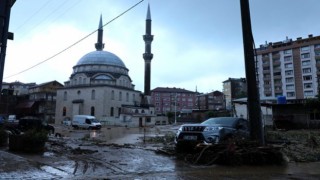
[4,0,320,93]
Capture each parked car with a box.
[175,117,250,150]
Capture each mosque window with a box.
[91,106,95,116]
[132,94,135,102]
[119,92,122,101]
[135,109,139,113]
[83,78,86,84]
[91,90,95,100]
[126,93,129,102]
[63,107,66,116]
[110,107,114,116]
[95,75,112,80]
[111,90,114,100]
[63,91,67,101]
[118,108,121,116]
[79,77,82,84]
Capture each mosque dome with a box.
[76,50,126,68]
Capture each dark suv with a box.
[18,117,55,134]
[175,117,249,149]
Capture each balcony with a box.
[263,84,271,89]
[263,69,270,74]
[262,62,270,67]
[273,68,281,73]
[274,89,283,94]
[264,90,272,95]
[263,76,271,81]
[273,75,282,79]
[262,56,269,61]
[272,60,281,66]
[272,53,280,59]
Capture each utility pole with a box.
[239,0,265,145]
[0,0,15,103]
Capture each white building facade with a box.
[256,35,320,100]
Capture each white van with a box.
[8,115,16,123]
[72,115,101,130]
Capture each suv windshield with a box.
[201,117,238,127]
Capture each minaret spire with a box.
[143,3,154,96]
[95,14,105,51]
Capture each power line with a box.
[5,0,144,79]
[13,0,52,32]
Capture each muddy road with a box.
[1,125,320,179]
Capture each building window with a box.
[111,90,114,100]
[287,92,295,97]
[303,75,312,81]
[285,70,293,76]
[304,91,313,96]
[118,108,121,117]
[284,49,292,55]
[62,107,66,116]
[286,84,294,90]
[285,77,294,83]
[302,60,311,66]
[301,46,310,52]
[301,53,310,59]
[63,91,67,101]
[91,90,95,100]
[284,56,292,61]
[126,93,129,102]
[91,106,95,116]
[285,63,293,68]
[304,83,312,89]
[77,90,81,95]
[110,107,114,116]
[302,68,311,74]
[132,94,136,102]
[119,92,122,101]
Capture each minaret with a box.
[143,4,154,96]
[95,14,105,51]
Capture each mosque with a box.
[55,5,163,127]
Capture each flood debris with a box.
[180,141,285,166]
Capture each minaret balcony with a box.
[143,35,154,42]
[143,53,153,60]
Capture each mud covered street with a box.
[1,125,320,179]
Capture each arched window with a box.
[110,107,114,116]
[77,90,81,95]
[91,90,95,100]
[118,108,121,116]
[142,110,145,113]
[135,109,139,113]
[126,93,129,102]
[91,106,95,116]
[63,107,67,116]
[79,77,82,84]
[63,91,67,101]
[111,90,114,100]
[119,91,122,101]
[83,78,86,84]
[132,94,135,102]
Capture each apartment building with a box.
[256,34,320,100]
[150,87,198,115]
[196,91,225,110]
[222,78,247,110]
